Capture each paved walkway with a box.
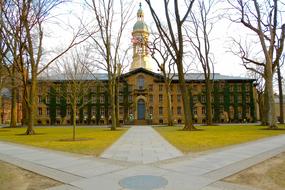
[0,127,285,189]
[100,126,183,163]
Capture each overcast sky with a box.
[43,0,278,78]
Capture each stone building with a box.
[35,5,257,126]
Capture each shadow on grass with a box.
[259,128,285,131]
[0,130,10,132]
[57,138,94,142]
[177,128,205,132]
[15,133,47,136]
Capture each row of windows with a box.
[39,105,251,117]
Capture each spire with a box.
[137,2,144,21]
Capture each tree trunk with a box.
[115,80,120,128]
[165,82,173,126]
[10,86,17,127]
[176,56,195,130]
[110,80,116,130]
[205,79,213,125]
[277,63,284,124]
[0,94,2,125]
[72,102,76,141]
[264,64,277,128]
[25,72,36,135]
[10,64,17,127]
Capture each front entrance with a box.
[137,99,145,120]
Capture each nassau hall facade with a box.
[35,5,258,126]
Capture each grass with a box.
[0,127,127,156]
[0,160,61,190]
[154,125,285,153]
[224,152,285,190]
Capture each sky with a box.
[42,0,280,78]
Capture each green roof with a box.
[133,21,148,32]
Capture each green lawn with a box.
[154,125,285,153]
[0,127,127,156]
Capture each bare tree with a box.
[55,47,94,140]
[228,0,285,128]
[276,54,284,123]
[145,0,196,130]
[148,34,175,126]
[85,0,134,130]
[186,0,217,125]
[1,0,91,134]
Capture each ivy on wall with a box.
[233,83,239,122]
[213,82,220,122]
[60,84,67,120]
[224,82,230,113]
[49,86,57,125]
[250,82,256,122]
[242,82,247,120]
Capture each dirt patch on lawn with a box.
[224,152,285,190]
[0,161,62,190]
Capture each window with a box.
[238,96,242,103]
[159,94,163,103]
[230,96,234,103]
[119,107,124,115]
[56,109,60,117]
[38,107,42,115]
[128,85,133,92]
[91,86,97,93]
[46,108,49,116]
[246,84,250,91]
[137,75,144,89]
[67,107,71,116]
[92,96,96,103]
[238,85,242,92]
[100,107,105,116]
[67,97,71,104]
[119,95,123,103]
[46,96,50,104]
[171,95,173,102]
[149,95,153,103]
[159,84,163,91]
[246,95,250,103]
[38,96,43,104]
[159,107,163,115]
[149,84,153,91]
[128,95,133,102]
[177,95,181,102]
[129,107,133,114]
[202,107,206,114]
[149,106,153,114]
[100,96,104,103]
[84,96,88,104]
[201,96,206,103]
[194,107,197,115]
[92,107,96,116]
[220,106,224,114]
[100,86,105,92]
[220,96,224,103]
[177,106,181,115]
[230,85,234,92]
[56,96,60,104]
[193,96,198,103]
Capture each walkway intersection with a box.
[0,126,284,190]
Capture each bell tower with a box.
[130,3,152,71]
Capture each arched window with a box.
[137,75,144,89]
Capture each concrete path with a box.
[100,126,183,163]
[0,127,285,189]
